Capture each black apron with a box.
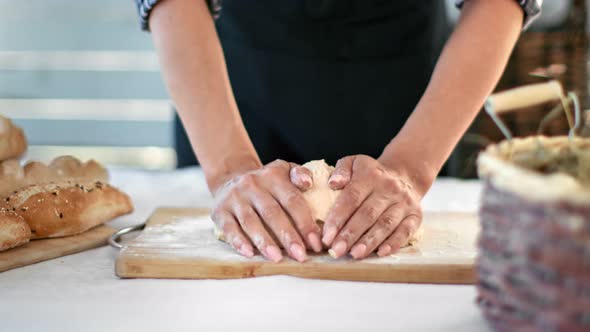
[175,0,449,168]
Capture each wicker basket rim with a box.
[476,136,590,205]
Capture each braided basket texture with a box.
[476,136,590,332]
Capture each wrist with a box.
[378,143,437,197]
[206,153,262,194]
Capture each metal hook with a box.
[108,223,146,249]
[568,91,581,140]
[484,81,580,142]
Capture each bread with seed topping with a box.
[4,180,133,239]
[0,156,108,198]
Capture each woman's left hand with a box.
[314,155,424,259]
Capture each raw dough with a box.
[300,160,341,225]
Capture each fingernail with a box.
[265,245,283,262]
[239,244,254,258]
[307,233,322,253]
[289,243,307,262]
[328,174,344,186]
[300,174,312,186]
[377,244,392,257]
[329,240,347,259]
[350,244,367,260]
[322,226,337,246]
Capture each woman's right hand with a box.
[210,160,323,262]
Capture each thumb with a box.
[328,156,354,190]
[289,163,313,191]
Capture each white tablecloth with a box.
[0,167,491,332]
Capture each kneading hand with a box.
[211,160,323,262]
[294,155,424,259]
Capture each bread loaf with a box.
[0,156,108,198]
[4,180,133,239]
[0,115,27,161]
[0,207,31,251]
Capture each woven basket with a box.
[476,136,590,332]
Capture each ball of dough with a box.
[300,160,341,225]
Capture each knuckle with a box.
[269,159,289,170]
[383,177,402,192]
[338,229,355,243]
[332,168,347,177]
[380,214,398,230]
[237,173,257,189]
[301,222,320,235]
[410,214,423,227]
[359,204,379,220]
[396,224,412,239]
[222,191,241,208]
[284,189,304,207]
[359,234,374,247]
[335,157,349,167]
[211,209,229,225]
[238,210,257,229]
[356,155,370,163]
[344,186,363,206]
[405,215,422,230]
[250,233,266,248]
[268,166,285,177]
[369,166,385,178]
[222,220,236,235]
[259,202,283,221]
[278,229,295,244]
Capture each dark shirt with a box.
[135,0,542,31]
[134,0,542,167]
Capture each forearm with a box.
[150,0,261,192]
[380,0,523,194]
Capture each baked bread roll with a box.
[0,207,31,251]
[4,180,133,239]
[49,156,108,181]
[0,159,26,198]
[0,156,108,198]
[0,115,27,161]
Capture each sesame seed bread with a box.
[4,180,133,239]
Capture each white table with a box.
[0,167,491,332]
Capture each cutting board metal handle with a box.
[109,223,146,249]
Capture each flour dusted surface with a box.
[122,213,477,265]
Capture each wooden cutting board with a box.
[116,208,480,284]
[0,225,116,272]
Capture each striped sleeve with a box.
[455,0,543,30]
[135,0,222,31]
